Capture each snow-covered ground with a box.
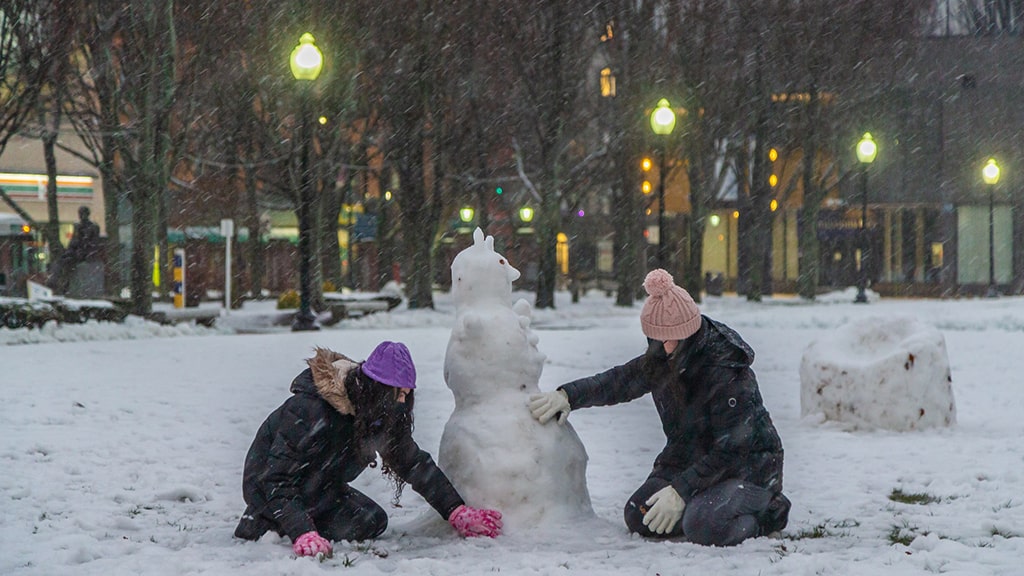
[2,289,1023,575]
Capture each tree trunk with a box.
[42,130,65,265]
[394,136,435,310]
[128,180,154,315]
[100,155,122,297]
[321,181,343,292]
[797,90,823,300]
[243,164,264,299]
[535,168,559,309]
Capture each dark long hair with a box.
[642,337,672,379]
[344,366,415,505]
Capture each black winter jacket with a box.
[239,354,464,539]
[559,316,784,502]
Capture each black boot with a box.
[758,491,791,536]
[234,509,275,540]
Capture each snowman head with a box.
[451,228,520,307]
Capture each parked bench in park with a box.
[321,293,402,326]
[146,306,220,327]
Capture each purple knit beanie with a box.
[362,341,417,389]
[640,269,701,341]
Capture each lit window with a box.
[600,68,616,97]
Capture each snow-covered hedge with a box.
[0,297,127,329]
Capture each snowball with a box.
[799,315,956,431]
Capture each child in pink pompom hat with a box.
[529,269,789,547]
[235,341,501,558]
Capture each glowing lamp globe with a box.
[290,33,323,81]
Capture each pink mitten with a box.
[292,531,333,558]
[448,505,503,538]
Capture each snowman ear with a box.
[485,234,494,251]
[473,227,484,245]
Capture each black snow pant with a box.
[624,477,783,546]
[235,484,388,543]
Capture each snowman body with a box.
[438,228,593,528]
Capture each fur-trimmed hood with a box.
[303,347,358,416]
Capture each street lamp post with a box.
[290,33,324,332]
[854,132,877,304]
[982,158,1001,298]
[650,98,676,268]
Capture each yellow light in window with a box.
[769,174,778,187]
[641,157,652,172]
[600,68,616,97]
[770,199,779,212]
[642,180,652,194]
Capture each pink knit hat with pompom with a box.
[640,269,701,341]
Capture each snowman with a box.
[438,228,594,529]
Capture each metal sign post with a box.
[221,219,234,313]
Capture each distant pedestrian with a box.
[529,269,789,546]
[235,341,502,558]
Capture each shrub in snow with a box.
[438,228,594,529]
[799,315,956,431]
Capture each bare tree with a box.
[0,1,47,162]
[588,2,661,306]
[0,2,52,228]
[110,0,179,315]
[656,2,744,301]
[30,1,82,290]
[498,0,598,309]
[770,0,930,299]
[350,0,475,309]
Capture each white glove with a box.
[528,390,570,425]
[643,485,685,535]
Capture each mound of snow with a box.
[799,315,956,431]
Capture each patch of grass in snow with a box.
[991,499,1015,512]
[989,526,1019,539]
[127,503,162,518]
[788,518,858,540]
[888,488,941,505]
[887,519,923,546]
